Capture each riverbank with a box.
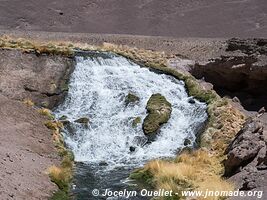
[0,47,74,199]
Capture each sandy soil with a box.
[0,94,60,200]
[0,49,74,200]
[0,0,266,38]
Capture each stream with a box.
[54,52,207,200]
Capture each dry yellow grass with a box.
[0,35,98,57]
[138,150,234,200]
[38,108,55,120]
[23,98,35,106]
[44,120,63,131]
[48,165,72,191]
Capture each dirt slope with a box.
[0,94,60,200]
[0,0,266,38]
[0,49,74,199]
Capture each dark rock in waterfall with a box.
[74,117,90,125]
[129,146,136,152]
[183,138,191,146]
[125,93,140,106]
[188,98,195,104]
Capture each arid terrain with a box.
[0,49,74,199]
[0,0,267,199]
[0,0,267,38]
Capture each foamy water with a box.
[55,52,207,170]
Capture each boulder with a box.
[132,117,141,128]
[142,93,172,139]
[125,93,140,106]
[224,117,265,176]
[74,117,90,125]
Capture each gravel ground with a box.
[0,0,266,38]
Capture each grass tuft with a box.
[23,98,35,106]
[135,150,233,199]
[45,118,74,200]
[48,165,72,192]
[38,108,55,120]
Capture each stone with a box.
[132,117,141,128]
[129,146,136,152]
[74,117,89,124]
[125,93,140,106]
[224,117,265,176]
[60,120,70,126]
[99,161,108,166]
[188,98,195,104]
[59,115,68,120]
[142,93,172,139]
[183,138,191,146]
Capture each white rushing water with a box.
[55,52,207,169]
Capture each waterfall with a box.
[55,52,207,170]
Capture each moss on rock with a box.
[125,93,140,106]
[74,117,89,124]
[132,117,142,128]
[143,94,172,137]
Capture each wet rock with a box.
[59,115,70,126]
[60,120,71,126]
[129,146,136,152]
[188,98,195,104]
[142,93,172,139]
[132,117,141,128]
[59,115,68,120]
[99,161,108,166]
[125,93,140,106]
[183,138,191,146]
[74,117,89,124]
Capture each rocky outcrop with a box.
[142,93,172,140]
[227,38,267,55]
[190,38,267,111]
[0,93,60,199]
[0,49,74,199]
[224,114,267,195]
[224,117,265,176]
[0,49,74,109]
